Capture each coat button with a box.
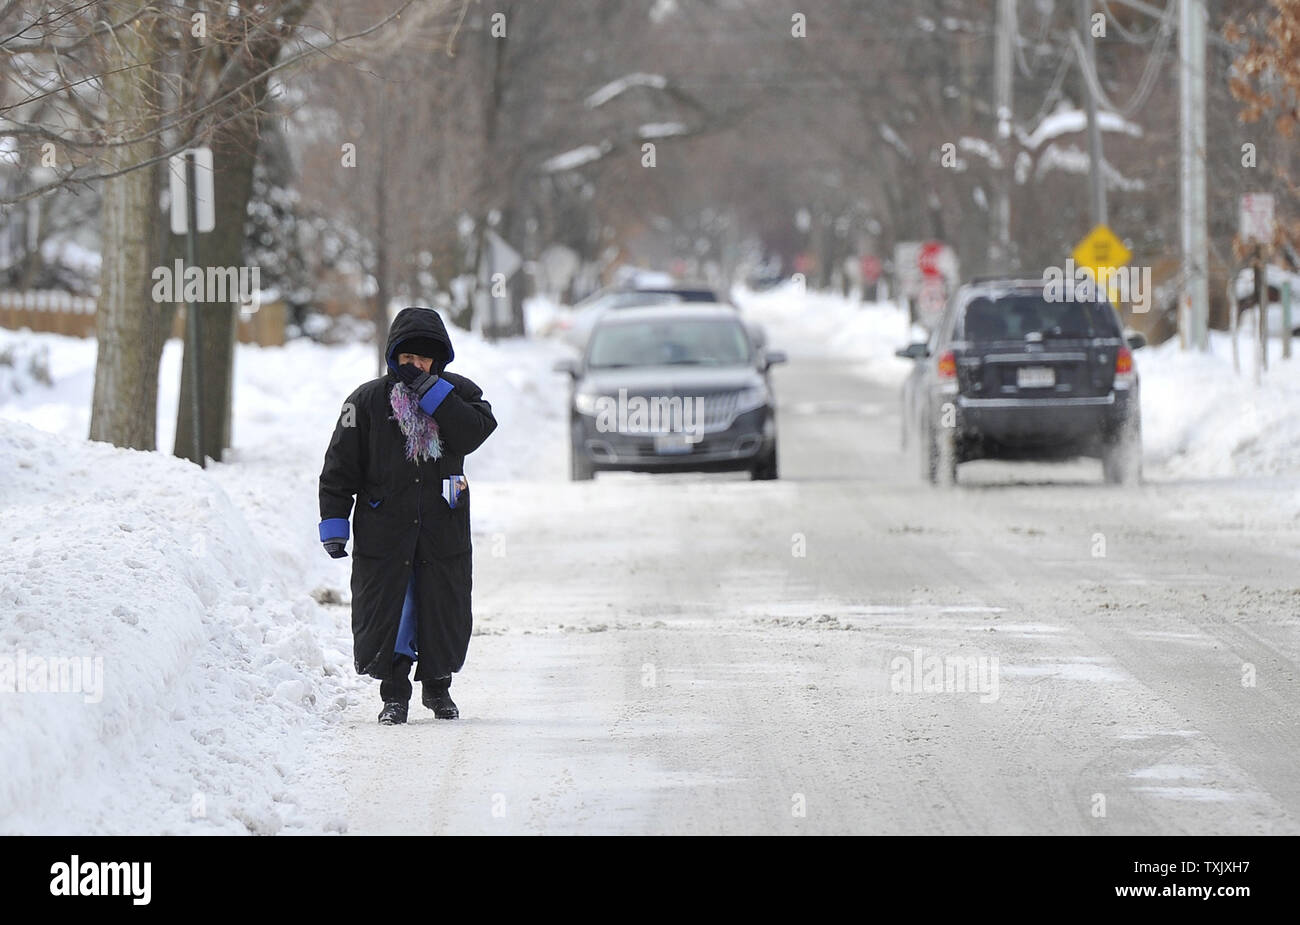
[413,518,419,524]
[414,477,420,483]
[404,560,410,566]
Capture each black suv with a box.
[897,278,1145,485]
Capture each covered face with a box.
[385,309,455,376]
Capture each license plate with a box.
[1016,366,1055,389]
[654,433,692,454]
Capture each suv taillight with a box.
[936,350,957,379]
[1114,346,1134,385]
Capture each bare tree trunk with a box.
[504,168,529,337]
[89,13,163,451]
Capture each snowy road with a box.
[328,355,1300,835]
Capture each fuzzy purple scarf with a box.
[389,382,443,463]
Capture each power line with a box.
[1071,0,1176,117]
[1028,41,1074,127]
[1099,0,1165,43]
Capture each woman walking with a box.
[318,307,496,724]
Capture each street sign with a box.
[1072,224,1130,303]
[918,278,947,323]
[919,241,944,278]
[1239,193,1275,245]
[1071,224,1130,273]
[895,241,957,299]
[168,147,215,234]
[894,242,922,298]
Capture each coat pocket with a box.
[441,475,468,510]
[424,478,470,558]
[353,496,402,558]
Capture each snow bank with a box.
[1139,332,1300,479]
[0,419,353,834]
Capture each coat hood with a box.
[385,307,455,374]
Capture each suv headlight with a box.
[734,383,770,414]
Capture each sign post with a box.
[1240,194,1276,379]
[1283,280,1292,362]
[169,147,215,468]
[860,255,881,302]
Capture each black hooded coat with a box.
[318,307,497,684]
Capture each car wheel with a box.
[1102,416,1142,486]
[925,419,957,486]
[750,446,779,480]
[922,419,936,483]
[570,436,595,481]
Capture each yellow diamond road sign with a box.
[1072,224,1130,305]
[1072,224,1130,274]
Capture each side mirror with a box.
[763,349,788,369]
[895,342,930,360]
[552,358,579,377]
[1125,332,1147,350]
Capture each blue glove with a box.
[395,362,437,399]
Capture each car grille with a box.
[613,390,742,433]
[699,391,740,431]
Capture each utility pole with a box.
[1078,0,1107,228]
[992,0,1014,272]
[1179,0,1209,351]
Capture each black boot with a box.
[378,655,413,724]
[421,675,458,719]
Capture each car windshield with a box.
[961,293,1121,341]
[587,319,752,368]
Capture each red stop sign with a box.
[919,241,944,278]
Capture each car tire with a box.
[1102,416,1142,486]
[570,440,595,481]
[924,420,957,486]
[750,446,779,480]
